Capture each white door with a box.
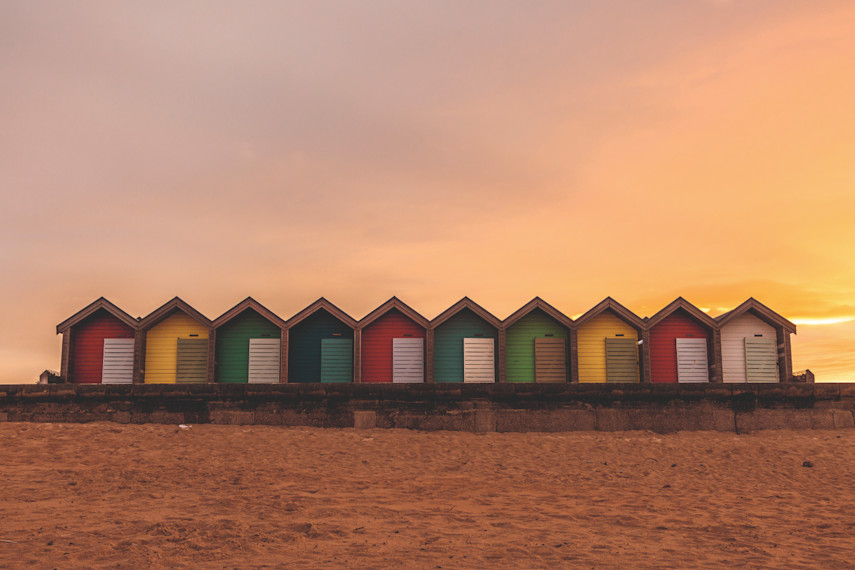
[248,338,280,383]
[102,338,134,384]
[392,338,424,383]
[675,338,709,383]
[463,338,495,383]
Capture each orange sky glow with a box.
[2,1,855,383]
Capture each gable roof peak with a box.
[56,297,139,334]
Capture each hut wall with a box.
[576,312,638,383]
[361,309,426,383]
[216,310,281,383]
[68,310,135,384]
[721,313,778,383]
[649,311,710,383]
[288,309,354,383]
[144,313,209,384]
[433,309,498,383]
[505,309,569,383]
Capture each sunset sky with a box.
[2,1,855,383]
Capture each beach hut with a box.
[430,297,501,383]
[285,298,357,383]
[139,297,213,384]
[502,297,574,383]
[716,298,796,383]
[213,298,286,384]
[573,297,645,383]
[644,297,719,383]
[356,297,429,383]
[56,297,139,384]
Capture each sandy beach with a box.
[1,423,853,568]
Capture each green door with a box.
[320,338,353,383]
[605,337,638,383]
[745,337,777,382]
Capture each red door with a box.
[69,311,135,383]
[361,309,425,383]
[649,311,709,383]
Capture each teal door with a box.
[320,338,353,383]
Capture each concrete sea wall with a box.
[0,383,853,433]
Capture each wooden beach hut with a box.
[285,298,356,383]
[716,298,796,383]
[356,297,429,383]
[573,297,645,383]
[139,297,213,384]
[644,297,719,383]
[502,297,574,383]
[56,297,138,384]
[213,297,286,384]
[430,297,501,383]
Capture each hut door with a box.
[248,338,280,384]
[744,337,778,382]
[392,338,424,383]
[675,338,709,383]
[102,338,134,384]
[320,338,353,383]
[605,338,638,382]
[463,338,495,383]
[176,338,208,383]
[534,338,566,383]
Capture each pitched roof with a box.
[138,297,212,330]
[283,297,357,329]
[56,297,139,334]
[429,297,502,330]
[645,297,717,330]
[357,296,429,330]
[573,297,645,330]
[715,297,796,334]
[502,297,574,329]
[212,297,287,330]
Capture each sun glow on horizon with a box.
[791,317,855,327]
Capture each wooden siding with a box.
[320,338,353,383]
[144,313,209,384]
[392,338,424,383]
[576,312,638,383]
[215,309,281,383]
[433,308,498,383]
[745,338,778,383]
[505,309,569,383]
[288,309,354,383]
[649,311,710,383]
[605,338,639,383]
[248,338,280,383]
[721,313,778,383]
[675,338,709,383]
[361,309,425,383]
[463,338,495,383]
[101,338,134,384]
[68,310,135,384]
[534,338,566,383]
